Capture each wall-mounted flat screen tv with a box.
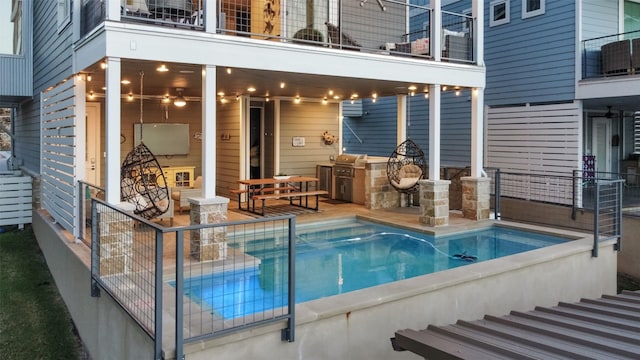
[134,123,190,155]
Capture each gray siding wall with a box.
[582,0,618,40]
[0,0,33,101]
[279,101,340,176]
[343,92,471,167]
[14,1,74,174]
[485,0,576,106]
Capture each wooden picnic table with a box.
[235,176,328,215]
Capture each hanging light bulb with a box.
[174,88,187,107]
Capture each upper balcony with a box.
[81,0,476,65]
[582,30,640,80]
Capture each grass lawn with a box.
[0,226,82,359]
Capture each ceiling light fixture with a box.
[226,68,232,74]
[247,86,256,92]
[87,74,92,82]
[408,85,417,91]
[322,97,328,105]
[266,97,270,102]
[174,88,187,107]
[295,96,301,104]
[424,92,429,99]
[280,82,286,89]
[121,79,131,85]
[442,86,448,92]
[100,62,107,70]
[157,64,169,72]
[162,95,171,104]
[128,93,134,101]
[89,91,94,99]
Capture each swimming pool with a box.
[175,218,567,319]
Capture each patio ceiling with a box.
[82,59,431,104]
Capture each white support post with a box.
[472,0,484,66]
[429,84,441,181]
[106,0,120,21]
[105,57,121,204]
[432,0,442,62]
[397,95,407,146]
[274,100,281,173]
[202,65,217,198]
[204,0,216,33]
[74,75,87,242]
[471,88,484,178]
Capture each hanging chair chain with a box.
[139,71,144,141]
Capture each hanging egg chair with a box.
[121,142,170,219]
[120,70,170,219]
[387,139,427,195]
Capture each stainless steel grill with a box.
[333,154,366,202]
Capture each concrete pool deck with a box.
[33,200,618,359]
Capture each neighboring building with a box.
[0,0,487,358]
[346,0,640,180]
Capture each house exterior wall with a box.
[342,92,472,167]
[0,0,33,103]
[279,101,340,176]
[484,0,576,106]
[13,0,74,174]
[582,0,619,39]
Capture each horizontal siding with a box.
[280,101,340,177]
[0,1,32,100]
[582,0,618,40]
[343,98,398,156]
[486,102,582,176]
[485,0,576,106]
[344,92,472,167]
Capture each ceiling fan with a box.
[605,106,613,119]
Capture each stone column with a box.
[461,176,491,220]
[419,179,451,226]
[366,161,400,209]
[98,202,135,276]
[189,196,230,261]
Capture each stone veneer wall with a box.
[461,177,491,220]
[419,179,451,226]
[365,161,399,209]
[97,204,134,275]
[190,197,229,261]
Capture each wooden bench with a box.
[231,186,298,210]
[251,190,329,215]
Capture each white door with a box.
[85,103,101,185]
[592,117,611,174]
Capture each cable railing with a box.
[79,1,475,64]
[88,197,296,359]
[489,169,623,257]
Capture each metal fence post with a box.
[282,217,296,342]
[494,169,501,220]
[90,199,100,297]
[593,180,600,258]
[616,181,622,251]
[571,170,578,220]
[175,230,185,360]
[154,229,164,359]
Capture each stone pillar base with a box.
[419,180,451,227]
[98,202,135,275]
[461,177,491,221]
[189,196,230,261]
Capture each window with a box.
[57,0,71,32]
[522,0,545,19]
[625,0,640,34]
[490,0,510,27]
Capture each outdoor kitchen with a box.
[317,154,403,208]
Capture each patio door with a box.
[248,106,264,179]
[85,102,101,185]
[592,117,611,174]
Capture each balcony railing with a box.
[582,30,640,80]
[80,0,475,64]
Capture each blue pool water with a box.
[175,219,567,319]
